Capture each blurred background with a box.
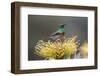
[28,15,88,60]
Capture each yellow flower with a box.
[63,36,79,58]
[80,41,88,58]
[35,36,79,59]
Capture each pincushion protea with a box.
[35,36,79,59]
[80,41,88,58]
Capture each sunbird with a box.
[50,24,65,40]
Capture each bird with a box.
[49,24,65,41]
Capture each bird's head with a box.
[57,24,66,33]
[60,24,66,29]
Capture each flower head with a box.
[35,36,79,59]
[80,41,88,58]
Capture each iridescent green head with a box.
[57,24,65,33]
[60,24,65,29]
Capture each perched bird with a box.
[50,24,65,41]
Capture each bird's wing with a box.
[49,35,60,40]
[50,31,57,36]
